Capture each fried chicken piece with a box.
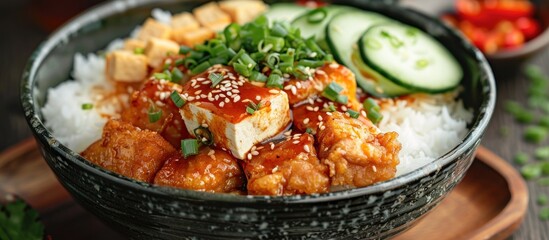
[154,148,245,193]
[292,96,375,134]
[316,112,401,188]
[282,63,359,109]
[242,134,329,195]
[81,120,176,182]
[121,79,191,147]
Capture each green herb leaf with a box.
[193,127,213,146]
[0,199,44,240]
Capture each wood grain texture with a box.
[1,1,548,239]
[0,139,528,239]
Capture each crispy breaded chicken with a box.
[316,112,401,187]
[283,63,360,109]
[242,134,330,195]
[121,79,191,147]
[81,120,176,182]
[154,148,245,193]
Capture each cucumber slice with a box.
[291,5,353,41]
[359,23,463,93]
[263,3,310,24]
[326,11,409,97]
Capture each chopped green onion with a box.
[191,61,211,75]
[133,47,144,54]
[179,46,192,55]
[175,59,185,66]
[81,103,93,110]
[306,128,314,134]
[363,98,380,111]
[336,95,348,105]
[266,53,280,68]
[208,57,228,65]
[322,82,344,102]
[540,207,549,221]
[524,126,548,144]
[270,22,288,37]
[265,36,285,52]
[224,23,240,42]
[193,126,213,146]
[324,102,336,112]
[233,63,252,77]
[538,194,549,205]
[347,109,359,119]
[535,147,549,160]
[367,109,383,125]
[209,72,224,88]
[306,7,328,24]
[183,58,198,69]
[514,152,528,165]
[266,73,284,89]
[171,68,184,82]
[170,91,185,108]
[246,106,256,115]
[521,164,542,180]
[298,59,325,68]
[181,139,199,158]
[153,72,170,80]
[250,71,267,82]
[147,106,162,123]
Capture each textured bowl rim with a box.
[20,0,496,204]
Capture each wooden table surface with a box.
[2,0,549,239]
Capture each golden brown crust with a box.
[81,120,176,182]
[153,148,245,193]
[316,112,401,187]
[243,134,330,195]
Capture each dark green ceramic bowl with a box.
[21,0,495,239]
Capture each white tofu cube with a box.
[171,12,200,30]
[144,38,180,68]
[219,0,267,24]
[193,2,232,32]
[179,66,291,159]
[137,18,171,41]
[106,50,148,82]
[123,39,146,52]
[172,27,215,46]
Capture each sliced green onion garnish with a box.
[193,126,213,146]
[521,164,542,180]
[270,22,288,37]
[191,61,211,75]
[363,98,380,111]
[266,73,284,89]
[305,128,314,134]
[347,109,359,119]
[233,63,252,77]
[209,72,224,88]
[298,59,325,68]
[181,139,199,158]
[174,59,185,66]
[265,36,285,52]
[322,82,344,102]
[367,109,383,125]
[154,73,170,80]
[134,47,144,54]
[147,106,162,123]
[326,103,336,112]
[246,106,256,115]
[336,95,348,105]
[171,68,184,82]
[524,126,548,144]
[535,147,549,160]
[170,91,185,108]
[250,71,267,82]
[306,7,328,24]
[183,58,198,69]
[514,152,528,165]
[179,46,192,55]
[81,103,93,110]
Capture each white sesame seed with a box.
[341,106,348,111]
[193,85,200,89]
[284,85,292,90]
[372,165,377,172]
[303,118,310,124]
[296,82,302,88]
[269,89,279,94]
[318,115,323,121]
[247,153,252,160]
[272,166,279,173]
[361,110,367,117]
[329,63,339,69]
[283,73,290,78]
[270,142,275,150]
[290,86,297,95]
[200,94,207,98]
[284,130,292,136]
[313,106,319,112]
[306,106,314,111]
[292,140,300,144]
[233,95,241,102]
[208,150,215,156]
[232,89,239,93]
[252,151,259,156]
[195,90,202,95]
[303,145,310,153]
[219,102,225,107]
[255,95,261,101]
[187,96,195,101]
[224,98,230,103]
[320,125,326,130]
[227,91,233,96]
[326,112,333,116]
[215,95,220,101]
[202,123,209,128]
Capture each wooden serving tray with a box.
[0,139,528,240]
